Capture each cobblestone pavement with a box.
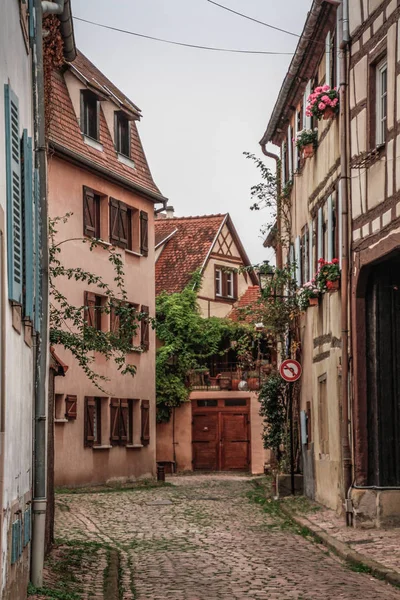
[51,474,400,599]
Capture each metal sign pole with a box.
[289,382,295,496]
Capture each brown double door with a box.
[192,398,250,471]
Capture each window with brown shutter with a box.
[65,395,77,420]
[140,305,150,351]
[84,397,95,447]
[110,301,139,348]
[84,291,103,331]
[120,399,129,445]
[140,211,148,256]
[109,198,135,250]
[141,400,150,446]
[83,187,101,238]
[110,398,121,446]
[110,198,120,246]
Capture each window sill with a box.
[125,249,142,258]
[214,296,237,304]
[93,445,112,450]
[83,135,103,152]
[117,153,135,169]
[54,419,68,424]
[126,444,143,449]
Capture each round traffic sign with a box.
[279,359,302,382]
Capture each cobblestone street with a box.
[47,475,400,599]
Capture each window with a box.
[84,291,104,332]
[110,301,141,349]
[376,59,387,146]
[115,111,130,157]
[141,400,150,446]
[55,395,77,421]
[83,187,101,238]
[110,398,128,446]
[109,198,141,252]
[84,397,102,446]
[80,90,99,140]
[140,305,150,351]
[215,267,237,300]
[318,375,329,455]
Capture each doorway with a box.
[192,398,250,471]
[366,255,400,486]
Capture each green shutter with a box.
[22,131,34,320]
[34,169,41,333]
[4,84,23,304]
[11,519,21,564]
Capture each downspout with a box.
[339,0,352,525]
[41,0,64,16]
[260,148,283,269]
[31,0,50,586]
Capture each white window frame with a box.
[226,271,234,299]
[215,269,222,297]
[376,59,387,147]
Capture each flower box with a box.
[306,85,339,121]
[323,107,336,121]
[302,143,314,159]
[309,296,319,307]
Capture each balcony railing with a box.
[187,362,273,392]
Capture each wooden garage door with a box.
[221,413,249,470]
[192,413,219,471]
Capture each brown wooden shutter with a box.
[110,302,120,335]
[141,305,150,351]
[65,395,77,420]
[84,397,95,447]
[120,399,128,445]
[141,399,150,446]
[110,398,121,445]
[84,291,96,327]
[109,198,120,245]
[119,203,128,248]
[83,187,96,237]
[140,211,149,256]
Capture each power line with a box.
[206,0,300,39]
[73,16,294,55]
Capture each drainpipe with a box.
[339,0,352,525]
[41,0,64,16]
[31,0,50,586]
[260,148,283,269]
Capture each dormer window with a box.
[81,90,99,140]
[115,112,130,157]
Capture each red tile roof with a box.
[155,215,226,295]
[228,286,262,325]
[48,50,164,200]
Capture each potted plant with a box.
[306,85,340,121]
[295,128,318,159]
[298,280,320,310]
[315,258,341,293]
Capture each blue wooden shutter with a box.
[4,84,23,304]
[11,519,21,564]
[22,131,34,320]
[34,169,41,333]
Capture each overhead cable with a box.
[73,16,294,55]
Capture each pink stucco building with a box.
[47,51,166,487]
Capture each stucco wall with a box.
[0,2,34,596]
[48,156,157,486]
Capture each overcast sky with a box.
[72,0,312,263]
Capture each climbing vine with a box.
[50,215,144,392]
[43,15,65,136]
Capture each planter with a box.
[209,377,218,387]
[327,279,340,293]
[218,377,231,391]
[231,378,240,391]
[248,377,260,391]
[302,143,314,159]
[309,296,319,307]
[322,107,335,120]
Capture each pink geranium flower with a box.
[318,102,326,110]
[321,95,330,103]
[322,84,330,92]
[315,86,323,93]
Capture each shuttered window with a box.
[215,268,238,300]
[110,301,139,347]
[80,90,99,140]
[11,519,21,564]
[140,210,148,256]
[22,130,34,320]
[65,395,77,420]
[140,305,150,351]
[5,84,23,304]
[83,187,101,238]
[109,198,133,250]
[141,400,150,446]
[84,291,103,331]
[84,397,101,447]
[114,112,130,157]
[110,398,129,446]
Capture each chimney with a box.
[166,205,175,219]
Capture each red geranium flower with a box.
[332,258,339,264]
[326,281,334,290]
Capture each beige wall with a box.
[156,392,267,475]
[49,156,157,486]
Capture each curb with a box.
[280,505,400,589]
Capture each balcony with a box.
[187,362,273,392]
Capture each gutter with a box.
[259,0,325,148]
[260,149,282,269]
[49,141,168,205]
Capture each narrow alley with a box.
[38,475,400,600]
